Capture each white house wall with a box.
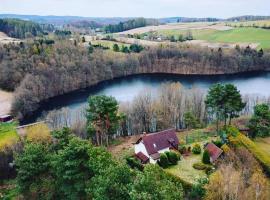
[134,142,150,158]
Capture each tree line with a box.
[0,40,269,118]
[0,18,54,38]
[104,17,159,33]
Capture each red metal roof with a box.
[142,129,179,155]
[205,143,223,162]
[136,152,149,163]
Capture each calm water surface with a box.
[23,72,270,124]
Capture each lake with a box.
[22,72,270,124]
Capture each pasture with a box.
[158,27,270,49]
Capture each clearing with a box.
[0,32,20,44]
[0,90,13,116]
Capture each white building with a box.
[134,129,179,164]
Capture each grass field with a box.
[165,154,207,184]
[158,27,270,49]
[0,123,19,151]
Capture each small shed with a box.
[205,143,223,163]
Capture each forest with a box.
[0,39,269,118]
[104,17,159,33]
[0,18,54,38]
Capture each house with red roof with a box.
[134,129,179,164]
[205,143,223,163]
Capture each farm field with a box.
[165,154,207,184]
[158,27,270,49]
[117,22,232,35]
[0,123,19,151]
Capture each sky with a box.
[1,0,270,18]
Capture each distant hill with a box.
[159,17,221,24]
[0,14,133,26]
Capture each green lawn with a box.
[165,154,207,185]
[158,27,270,49]
[0,123,19,151]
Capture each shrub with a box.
[202,150,211,164]
[212,140,223,148]
[178,145,186,154]
[225,126,240,137]
[192,162,207,170]
[165,151,179,165]
[158,153,170,168]
[192,144,201,154]
[126,157,144,171]
[221,144,230,153]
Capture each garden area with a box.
[165,154,208,184]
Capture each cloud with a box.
[0,0,269,18]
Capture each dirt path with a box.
[0,90,13,116]
[108,135,140,157]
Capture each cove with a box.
[22,72,270,125]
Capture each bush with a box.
[165,151,179,165]
[212,140,223,148]
[158,153,170,168]
[126,157,144,171]
[202,150,211,164]
[225,125,240,137]
[178,145,186,154]
[192,144,201,154]
[192,162,207,170]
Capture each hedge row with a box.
[236,133,270,175]
[164,170,193,191]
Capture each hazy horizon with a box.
[1,0,270,19]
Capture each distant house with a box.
[205,143,223,163]
[134,129,179,164]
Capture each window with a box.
[153,143,157,148]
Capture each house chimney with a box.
[143,131,147,137]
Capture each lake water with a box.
[23,72,270,124]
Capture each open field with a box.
[0,32,20,44]
[165,154,207,184]
[117,22,232,35]
[0,90,13,116]
[158,27,270,49]
[0,123,19,151]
